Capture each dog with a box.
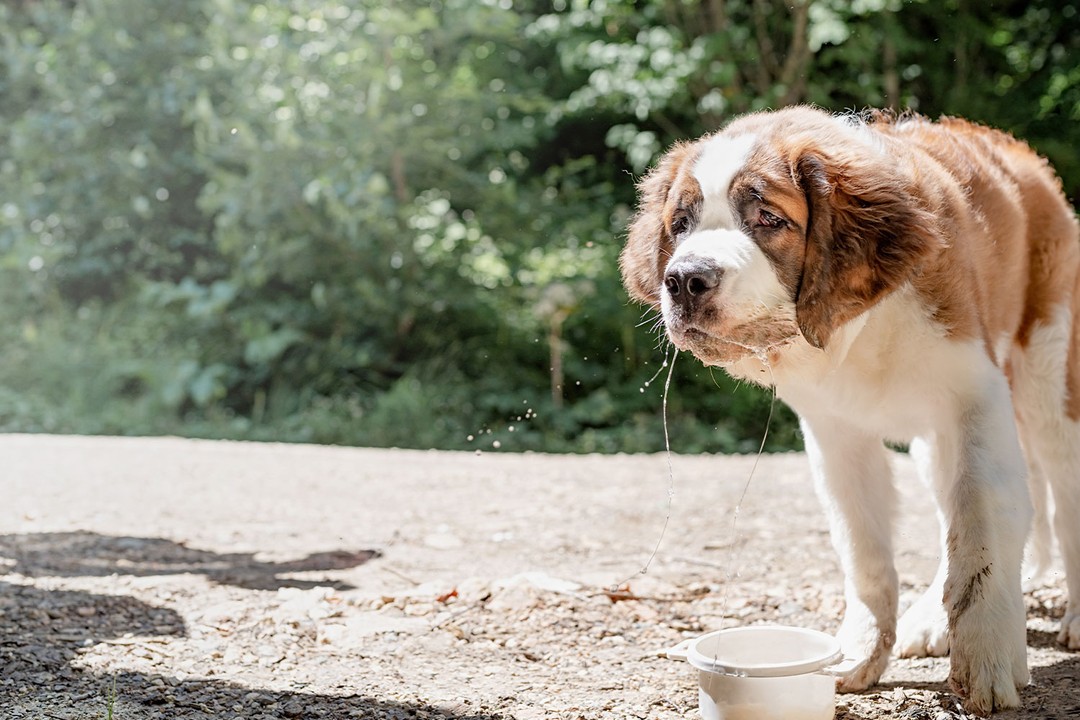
[619,105,1080,714]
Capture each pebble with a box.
[244,691,276,706]
[422,532,463,550]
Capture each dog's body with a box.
[620,106,1080,714]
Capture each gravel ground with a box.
[0,434,1076,719]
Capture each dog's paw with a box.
[896,594,949,658]
[1057,611,1080,650]
[948,648,1024,715]
[948,597,1029,715]
[836,649,891,693]
[835,615,893,693]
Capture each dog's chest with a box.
[762,296,998,441]
[778,361,956,441]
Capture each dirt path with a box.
[0,434,1073,719]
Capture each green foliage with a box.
[0,0,222,302]
[105,674,117,720]
[0,0,1076,455]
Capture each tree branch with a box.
[779,0,811,106]
[652,109,688,141]
[696,0,748,115]
[883,34,899,109]
[707,0,727,34]
[390,150,410,205]
[752,0,780,84]
[664,0,694,37]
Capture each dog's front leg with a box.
[801,416,898,692]
[925,377,1031,715]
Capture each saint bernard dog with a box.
[620,105,1080,714]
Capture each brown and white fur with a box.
[620,105,1080,715]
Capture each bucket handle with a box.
[660,639,693,662]
[661,638,859,677]
[820,655,860,677]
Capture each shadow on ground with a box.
[0,531,379,590]
[0,566,502,719]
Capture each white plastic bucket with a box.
[664,625,849,720]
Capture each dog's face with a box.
[620,107,942,367]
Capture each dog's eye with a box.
[757,209,786,229]
[671,215,690,238]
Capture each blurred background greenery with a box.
[0,0,1076,454]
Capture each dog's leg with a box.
[1009,311,1080,648]
[1048,456,1080,648]
[801,416,897,692]
[1017,423,1080,648]
[897,428,1049,660]
[894,435,950,658]
[1047,460,1080,648]
[926,372,1030,715]
[1019,453,1054,592]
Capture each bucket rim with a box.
[684,624,843,678]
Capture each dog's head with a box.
[620,106,941,366]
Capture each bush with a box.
[2,0,1071,454]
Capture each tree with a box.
[0,0,1074,453]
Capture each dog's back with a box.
[865,116,1079,371]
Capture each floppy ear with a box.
[620,142,694,306]
[794,150,942,349]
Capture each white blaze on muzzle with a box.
[664,229,790,320]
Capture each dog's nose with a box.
[664,259,722,313]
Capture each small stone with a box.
[423,532,463,550]
[245,691,276,706]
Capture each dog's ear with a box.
[793,149,941,349]
[620,142,695,306]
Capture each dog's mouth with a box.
[669,326,719,353]
[665,314,800,366]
